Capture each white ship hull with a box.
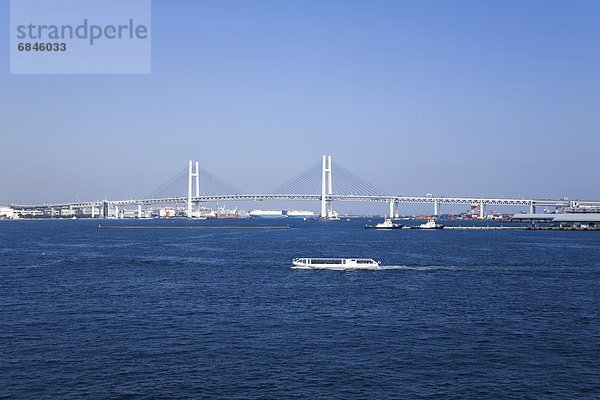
[292,258,380,270]
[286,210,315,218]
[249,210,287,218]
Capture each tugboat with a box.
[412,217,445,229]
[365,217,404,230]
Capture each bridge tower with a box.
[321,155,333,219]
[187,160,200,218]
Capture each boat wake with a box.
[378,265,467,271]
[294,264,529,271]
[291,265,467,271]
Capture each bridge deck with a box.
[11,194,600,211]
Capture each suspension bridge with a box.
[9,155,600,219]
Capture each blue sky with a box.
[1,0,599,212]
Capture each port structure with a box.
[9,155,600,219]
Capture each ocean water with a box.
[1,218,599,399]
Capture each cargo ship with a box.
[286,210,315,218]
[249,210,287,218]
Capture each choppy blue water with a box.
[1,218,599,399]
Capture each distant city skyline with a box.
[1,0,599,210]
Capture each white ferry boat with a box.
[292,258,381,270]
[365,217,403,230]
[413,217,445,229]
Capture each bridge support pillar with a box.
[529,204,536,214]
[114,205,119,219]
[187,160,200,218]
[479,201,485,219]
[91,206,95,219]
[388,201,398,218]
[434,200,440,216]
[321,155,332,219]
[138,204,143,219]
[102,201,109,218]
